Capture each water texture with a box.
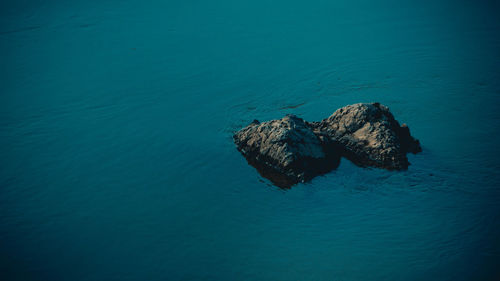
[1,0,500,280]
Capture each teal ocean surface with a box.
[1,0,500,280]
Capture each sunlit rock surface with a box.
[234,103,421,186]
[309,103,421,170]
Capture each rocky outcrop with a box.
[233,115,340,187]
[309,103,421,170]
[234,102,421,187]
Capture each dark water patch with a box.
[78,23,96,28]
[0,25,41,35]
[279,102,306,110]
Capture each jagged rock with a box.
[233,115,340,187]
[309,102,421,170]
[234,102,421,187]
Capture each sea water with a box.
[1,0,500,280]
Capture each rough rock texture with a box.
[309,102,421,170]
[234,102,421,187]
[233,115,340,187]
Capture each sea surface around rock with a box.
[234,103,421,187]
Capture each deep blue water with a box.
[1,0,500,280]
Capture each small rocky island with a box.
[234,103,421,187]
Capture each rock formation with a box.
[309,102,421,170]
[234,103,421,187]
[233,115,340,187]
